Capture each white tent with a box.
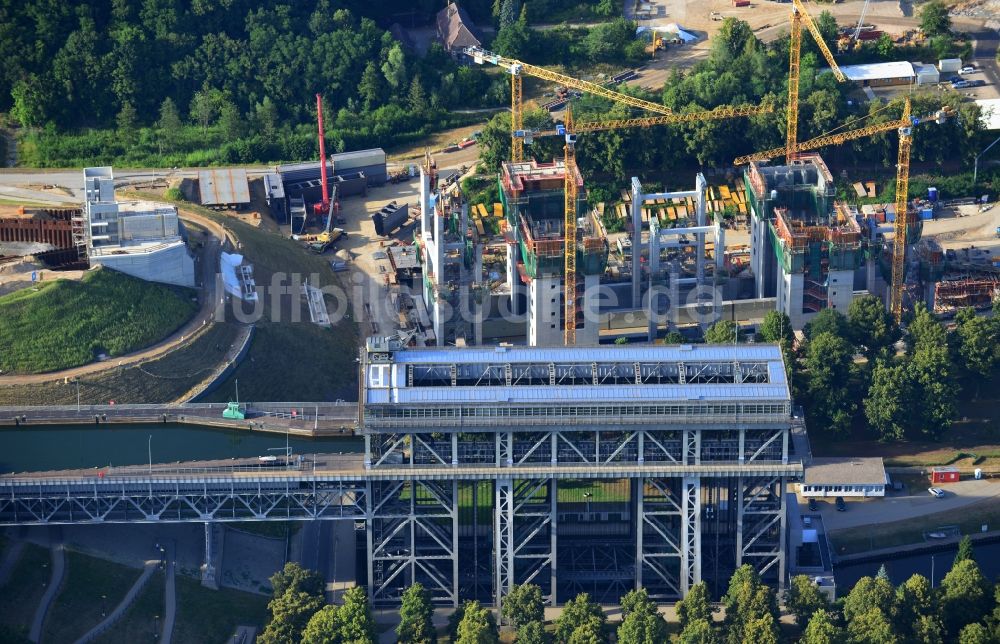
[220,252,244,298]
[637,23,698,43]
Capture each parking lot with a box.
[805,477,1000,532]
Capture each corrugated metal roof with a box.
[821,61,914,82]
[198,168,250,205]
[331,148,385,171]
[391,344,784,365]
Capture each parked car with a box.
[803,517,812,527]
[835,496,846,511]
[949,75,963,83]
[969,79,987,87]
[960,65,976,74]
[952,80,972,89]
[928,487,946,498]
[808,498,818,511]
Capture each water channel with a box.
[0,423,363,474]
[834,538,1000,589]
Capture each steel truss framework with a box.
[366,427,788,469]
[366,479,458,605]
[0,477,367,525]
[364,423,795,609]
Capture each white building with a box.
[799,457,887,498]
[83,167,195,287]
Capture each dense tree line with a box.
[2,0,507,166]
[702,293,999,443]
[264,548,1000,642]
[477,16,985,192]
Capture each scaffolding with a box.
[934,273,1000,314]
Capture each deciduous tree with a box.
[919,1,951,36]
[398,583,435,644]
[801,609,845,644]
[677,618,719,644]
[846,608,898,644]
[338,586,376,644]
[848,295,897,361]
[940,559,991,636]
[676,582,712,630]
[787,575,829,626]
[455,600,499,644]
[502,583,544,628]
[555,593,606,644]
[301,605,339,644]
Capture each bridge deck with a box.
[1,453,801,485]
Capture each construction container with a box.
[930,467,960,484]
[372,201,409,236]
[332,148,387,186]
[920,208,934,220]
[938,58,961,73]
[928,187,938,202]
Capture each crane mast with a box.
[315,93,330,216]
[786,0,846,161]
[563,107,578,345]
[787,11,802,162]
[890,99,913,322]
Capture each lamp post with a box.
[973,133,1000,187]
[583,492,593,519]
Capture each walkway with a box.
[72,560,157,644]
[162,543,176,644]
[29,544,65,643]
[0,209,226,386]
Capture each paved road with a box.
[162,542,176,644]
[816,478,1000,532]
[29,543,65,643]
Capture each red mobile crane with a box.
[313,93,338,220]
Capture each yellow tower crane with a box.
[787,0,847,161]
[563,107,579,345]
[467,45,773,344]
[734,98,954,322]
[466,46,679,163]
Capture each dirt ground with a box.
[921,203,1000,254]
[326,178,425,338]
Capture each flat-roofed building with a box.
[799,457,887,498]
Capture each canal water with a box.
[834,538,1000,590]
[0,423,363,474]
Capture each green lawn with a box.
[0,543,51,638]
[0,320,242,405]
[92,571,165,644]
[172,576,269,643]
[829,499,1000,556]
[0,268,197,374]
[42,552,143,643]
[128,192,361,403]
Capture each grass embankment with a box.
[42,551,142,643]
[92,571,165,644]
[829,501,1000,556]
[0,321,242,405]
[0,268,197,374]
[127,192,360,402]
[173,576,269,643]
[0,543,51,638]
